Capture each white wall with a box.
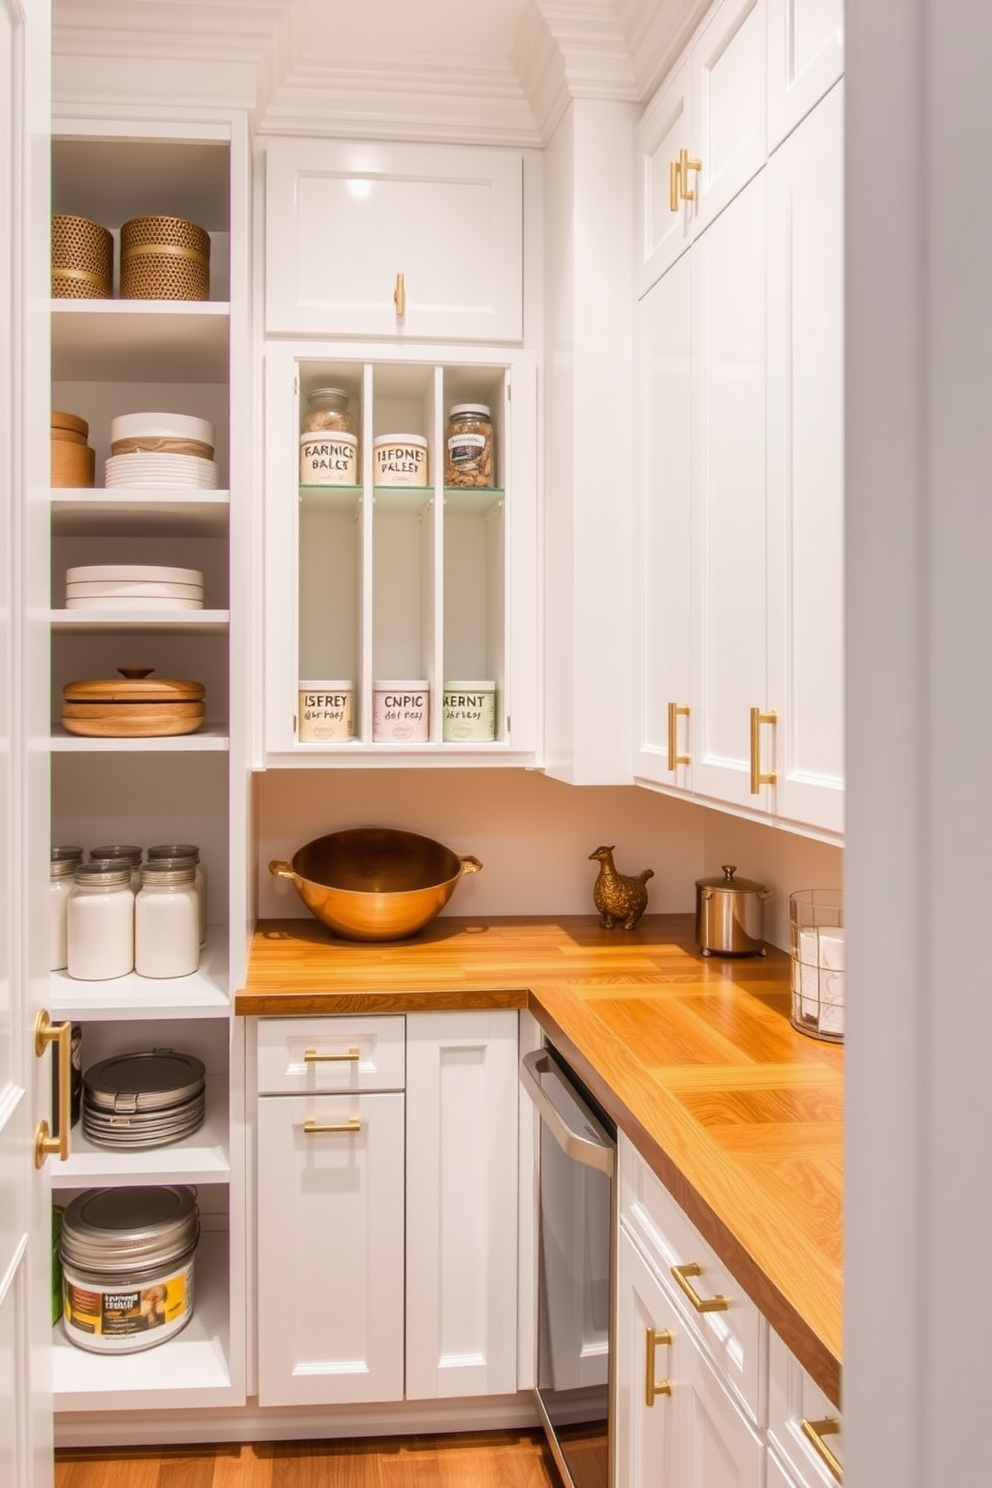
[255,768,705,921]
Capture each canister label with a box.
[443,686,496,742]
[298,684,354,742]
[372,686,429,742]
[300,433,358,485]
[63,1258,194,1350]
[373,438,428,487]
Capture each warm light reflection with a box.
[346,178,373,200]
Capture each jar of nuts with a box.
[303,387,356,436]
[444,404,494,488]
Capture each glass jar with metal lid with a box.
[50,846,83,971]
[147,843,207,946]
[67,863,134,980]
[302,386,356,435]
[445,403,494,487]
[135,861,199,978]
[60,1185,199,1354]
[90,843,143,892]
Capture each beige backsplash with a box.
[701,809,843,951]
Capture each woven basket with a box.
[120,215,211,301]
[52,214,113,299]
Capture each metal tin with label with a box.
[372,680,429,742]
[442,681,496,742]
[298,681,354,742]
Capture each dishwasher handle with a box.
[520,1048,615,1177]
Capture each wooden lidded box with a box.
[51,410,95,488]
[62,669,205,737]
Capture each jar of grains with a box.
[444,404,494,488]
[67,864,134,981]
[135,862,199,979]
[302,387,356,435]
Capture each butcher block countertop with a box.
[238,913,843,1406]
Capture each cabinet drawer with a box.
[768,1328,843,1486]
[256,1015,405,1093]
[618,1134,765,1422]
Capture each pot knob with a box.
[721,865,737,880]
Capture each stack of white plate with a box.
[104,412,219,490]
[65,564,204,611]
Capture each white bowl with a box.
[66,565,203,586]
[64,596,205,611]
[109,412,215,445]
[65,580,204,600]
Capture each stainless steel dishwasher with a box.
[520,1042,617,1488]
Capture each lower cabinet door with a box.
[256,1091,405,1406]
[616,1229,680,1487]
[679,1329,764,1488]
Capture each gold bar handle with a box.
[749,707,778,793]
[669,158,683,213]
[304,1117,362,1135]
[646,1327,673,1405]
[304,1048,361,1063]
[671,1261,728,1313]
[801,1418,843,1482]
[667,702,691,768]
[394,271,406,317]
[34,1010,71,1168]
[680,150,703,202]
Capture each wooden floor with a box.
[54,1430,563,1487]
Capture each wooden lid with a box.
[63,667,204,703]
[51,409,89,437]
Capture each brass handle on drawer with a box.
[749,707,778,793]
[34,1010,72,1168]
[304,1117,362,1135]
[303,1048,361,1063]
[394,271,406,317]
[671,1261,728,1313]
[667,702,691,768]
[669,158,683,213]
[646,1328,673,1405]
[801,1418,843,1481]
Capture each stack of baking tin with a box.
[82,1050,206,1149]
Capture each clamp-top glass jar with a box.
[445,403,494,488]
[302,387,355,435]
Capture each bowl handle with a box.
[269,859,296,881]
[459,855,483,877]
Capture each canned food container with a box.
[442,681,496,742]
[372,681,429,743]
[372,434,428,487]
[60,1185,199,1354]
[300,431,359,485]
[298,681,354,742]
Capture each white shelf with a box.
[52,491,230,539]
[51,301,230,383]
[50,724,230,753]
[52,1228,233,1411]
[53,1076,230,1190]
[298,484,361,516]
[443,486,505,516]
[267,744,536,769]
[50,609,229,635]
[49,927,229,1021]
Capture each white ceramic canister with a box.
[442,681,496,742]
[147,844,207,947]
[298,681,354,742]
[299,431,359,485]
[372,434,428,487]
[134,862,200,978]
[60,1185,199,1355]
[66,864,134,980]
[372,680,429,743]
[50,846,84,971]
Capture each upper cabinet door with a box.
[689,0,767,237]
[767,0,844,153]
[636,57,692,296]
[262,139,523,342]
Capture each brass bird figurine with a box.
[589,845,654,930]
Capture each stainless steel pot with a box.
[695,865,771,957]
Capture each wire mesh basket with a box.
[789,889,844,1042]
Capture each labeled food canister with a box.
[302,387,356,434]
[445,403,494,488]
[442,681,496,742]
[299,431,359,485]
[372,681,429,743]
[60,1185,199,1354]
[298,681,354,742]
[372,434,428,487]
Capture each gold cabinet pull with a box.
[646,1327,673,1405]
[671,1261,728,1313]
[303,1048,361,1063]
[394,271,406,317]
[749,707,778,793]
[667,702,691,768]
[669,157,683,213]
[801,1418,843,1481]
[304,1117,362,1135]
[680,149,703,201]
[34,1010,71,1168]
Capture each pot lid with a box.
[695,864,769,894]
[83,1049,206,1113]
[51,409,89,437]
[64,668,204,702]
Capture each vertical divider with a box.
[432,364,446,744]
[359,361,375,744]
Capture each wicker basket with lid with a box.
[52,214,113,299]
[120,216,210,301]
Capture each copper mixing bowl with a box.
[269,827,483,942]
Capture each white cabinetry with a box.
[46,116,250,1417]
[263,345,538,762]
[254,1010,519,1408]
[767,0,844,152]
[262,139,524,343]
[635,33,844,839]
[768,1327,844,1485]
